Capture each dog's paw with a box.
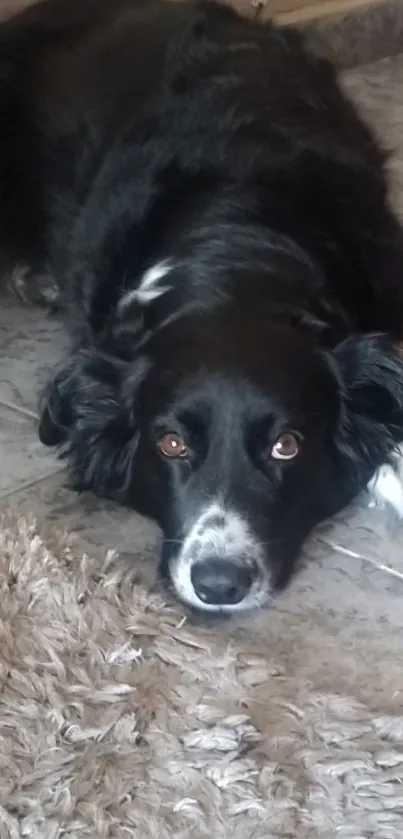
[8,264,60,307]
[367,444,403,517]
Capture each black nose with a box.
[191,558,256,606]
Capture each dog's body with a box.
[2,0,403,612]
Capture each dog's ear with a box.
[39,348,149,500]
[331,333,403,464]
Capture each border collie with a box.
[2,0,403,613]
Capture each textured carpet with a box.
[0,513,403,839]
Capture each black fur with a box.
[2,0,403,610]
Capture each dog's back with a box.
[0,0,402,340]
[0,0,182,273]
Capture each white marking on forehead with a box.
[169,501,269,613]
[118,260,173,311]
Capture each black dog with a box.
[2,0,403,613]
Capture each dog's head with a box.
[39,309,403,614]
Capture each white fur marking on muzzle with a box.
[169,502,268,613]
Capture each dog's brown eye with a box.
[158,432,187,459]
[271,431,301,461]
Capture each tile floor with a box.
[1,54,403,632]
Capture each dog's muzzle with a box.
[167,502,270,612]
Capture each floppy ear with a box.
[331,333,403,466]
[39,347,149,500]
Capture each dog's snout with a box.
[191,557,256,605]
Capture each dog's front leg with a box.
[367,445,403,516]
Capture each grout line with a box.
[0,397,39,421]
[0,468,65,503]
[319,538,403,582]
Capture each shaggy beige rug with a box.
[0,512,402,839]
